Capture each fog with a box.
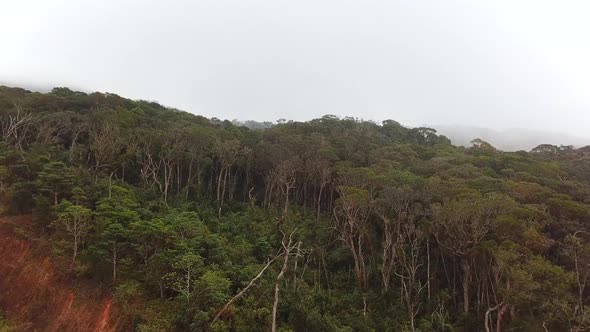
[432,125,590,151]
[1,0,590,145]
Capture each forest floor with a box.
[0,215,120,332]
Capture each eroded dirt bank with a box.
[0,216,120,332]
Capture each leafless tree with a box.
[272,230,300,332]
[212,229,302,331]
[0,100,34,153]
[333,185,371,315]
[214,139,243,216]
[212,250,282,324]
[395,223,426,332]
[373,186,415,291]
[314,159,331,221]
[88,122,128,190]
[564,231,590,321]
[54,204,91,262]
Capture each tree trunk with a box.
[73,235,78,262]
[216,167,223,202]
[461,257,471,314]
[185,159,194,200]
[177,164,181,195]
[69,136,77,162]
[108,171,114,198]
[348,237,365,289]
[427,239,431,301]
[283,185,290,217]
[495,304,509,332]
[212,254,281,324]
[485,302,502,332]
[316,184,324,222]
[302,180,307,213]
[112,244,117,281]
[272,246,291,332]
[186,266,191,300]
[574,254,586,317]
[293,242,301,288]
[219,167,229,217]
[268,183,274,209]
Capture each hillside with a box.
[0,85,589,331]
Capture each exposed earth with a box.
[0,216,119,332]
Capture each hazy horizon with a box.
[2,80,589,151]
[2,1,590,140]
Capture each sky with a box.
[1,0,589,139]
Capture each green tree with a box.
[37,161,75,205]
[54,199,91,261]
[433,193,514,315]
[167,252,204,301]
[95,185,140,279]
[100,222,129,280]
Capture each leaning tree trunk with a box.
[485,302,502,332]
[272,246,291,332]
[212,254,281,324]
[316,184,324,222]
[272,233,296,332]
[496,304,509,332]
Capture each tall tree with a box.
[54,200,91,261]
[433,193,513,314]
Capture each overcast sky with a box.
[1,0,589,138]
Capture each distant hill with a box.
[0,81,55,93]
[432,125,590,151]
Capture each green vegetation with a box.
[1,85,590,331]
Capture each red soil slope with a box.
[0,216,120,331]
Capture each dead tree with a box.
[68,116,88,162]
[88,122,127,188]
[272,230,299,332]
[395,223,426,332]
[314,160,331,221]
[212,229,302,330]
[264,158,300,216]
[373,186,415,291]
[212,251,283,324]
[564,231,590,319]
[276,159,299,217]
[0,101,34,153]
[333,185,371,315]
[214,140,242,216]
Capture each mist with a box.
[1,0,590,142]
[431,125,590,151]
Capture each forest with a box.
[0,85,589,331]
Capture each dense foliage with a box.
[1,85,590,331]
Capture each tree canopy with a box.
[1,85,590,331]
